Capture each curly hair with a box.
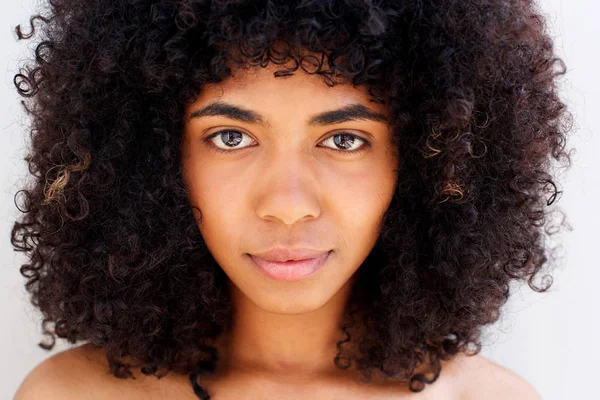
[11,0,573,398]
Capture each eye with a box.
[320,133,370,155]
[204,129,254,154]
[203,129,372,155]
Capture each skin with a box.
[180,60,400,383]
[13,342,544,399]
[13,58,543,400]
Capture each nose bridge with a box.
[255,145,321,225]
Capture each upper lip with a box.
[250,247,331,262]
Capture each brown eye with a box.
[204,129,255,153]
[203,129,372,155]
[320,133,370,154]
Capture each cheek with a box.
[186,180,250,257]
[326,168,395,228]
[190,182,240,235]
[183,156,235,213]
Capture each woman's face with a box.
[181,62,399,314]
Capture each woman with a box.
[11,0,572,399]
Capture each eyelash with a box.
[203,129,372,156]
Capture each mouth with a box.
[248,251,332,282]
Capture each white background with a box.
[1,1,597,399]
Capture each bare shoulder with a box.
[14,346,105,400]
[442,353,542,400]
[14,343,194,400]
[13,343,161,400]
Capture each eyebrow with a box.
[187,101,389,128]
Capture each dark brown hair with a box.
[11,0,573,398]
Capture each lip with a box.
[251,247,331,262]
[249,251,332,282]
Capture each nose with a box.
[254,150,322,226]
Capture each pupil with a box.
[334,134,354,150]
[223,131,242,147]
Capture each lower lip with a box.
[249,251,331,282]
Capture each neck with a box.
[215,274,360,380]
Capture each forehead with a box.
[188,62,386,116]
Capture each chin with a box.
[254,292,332,315]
